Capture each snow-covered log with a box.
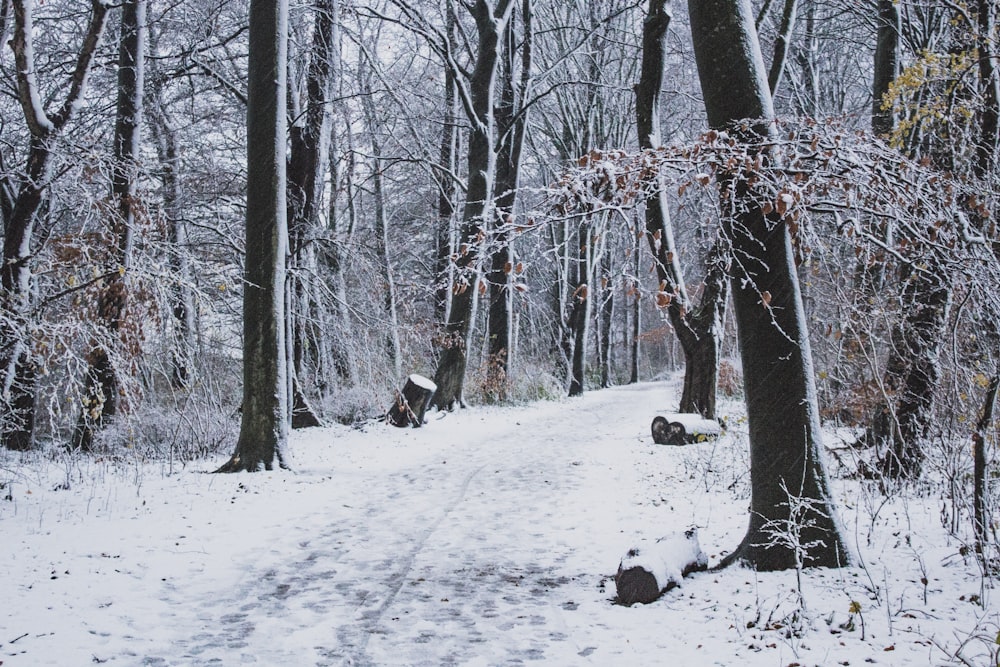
[615,528,708,605]
[386,374,437,428]
[651,413,722,445]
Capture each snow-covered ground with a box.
[1,380,997,666]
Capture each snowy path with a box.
[3,381,994,666]
[140,384,665,666]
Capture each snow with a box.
[2,379,998,666]
[410,374,437,391]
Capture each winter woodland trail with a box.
[139,383,672,666]
[6,381,976,667]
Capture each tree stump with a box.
[615,528,708,605]
[651,413,722,445]
[386,374,437,428]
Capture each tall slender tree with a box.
[635,0,728,419]
[217,0,290,472]
[688,0,850,570]
[72,0,147,450]
[430,0,515,410]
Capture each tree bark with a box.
[434,3,458,322]
[872,0,899,137]
[217,0,290,472]
[431,0,515,410]
[2,0,110,451]
[636,0,728,419]
[974,374,998,558]
[689,0,850,570]
[73,0,146,451]
[567,220,590,397]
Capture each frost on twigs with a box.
[614,528,708,606]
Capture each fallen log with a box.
[615,528,708,605]
[651,413,722,445]
[386,374,437,428]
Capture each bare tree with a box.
[688,0,850,570]
[217,0,290,472]
[72,0,146,451]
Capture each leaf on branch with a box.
[656,291,672,308]
[761,291,772,307]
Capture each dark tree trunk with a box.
[73,0,146,451]
[2,0,110,451]
[286,0,338,427]
[636,0,728,419]
[434,3,458,321]
[217,0,290,472]
[872,0,899,137]
[766,0,797,96]
[871,261,951,478]
[976,0,998,177]
[486,0,531,401]
[974,374,999,557]
[689,0,850,570]
[386,374,437,428]
[431,0,515,410]
[567,221,590,397]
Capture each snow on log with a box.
[615,528,708,605]
[385,374,438,428]
[651,413,722,445]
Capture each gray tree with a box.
[217,0,290,472]
[688,0,850,570]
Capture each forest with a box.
[2,0,1000,585]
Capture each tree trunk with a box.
[434,3,458,322]
[386,374,437,427]
[568,220,590,397]
[974,373,999,558]
[689,0,850,570]
[73,0,146,451]
[636,0,728,419]
[975,0,999,178]
[629,233,641,385]
[599,254,614,389]
[217,0,290,472]
[360,72,402,380]
[486,0,531,401]
[2,0,110,451]
[766,0,797,96]
[149,98,197,389]
[871,261,951,478]
[872,0,900,137]
[431,0,515,410]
